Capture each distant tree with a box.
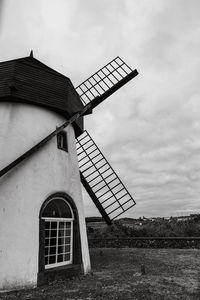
[86,216,200,239]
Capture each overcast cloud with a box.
[0,0,200,218]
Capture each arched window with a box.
[41,197,74,269]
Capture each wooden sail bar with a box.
[76,56,138,110]
[76,131,136,225]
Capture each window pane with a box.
[45,239,50,247]
[42,199,72,218]
[50,246,56,255]
[63,244,71,253]
[57,131,68,152]
[51,229,57,237]
[58,237,65,245]
[59,229,65,237]
[50,238,57,246]
[65,229,71,237]
[64,237,71,244]
[51,222,57,229]
[57,254,64,263]
[59,222,65,229]
[43,202,60,218]
[45,222,50,229]
[57,245,64,254]
[64,253,70,261]
[49,255,56,264]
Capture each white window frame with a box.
[42,199,74,269]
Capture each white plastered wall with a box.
[0,102,91,291]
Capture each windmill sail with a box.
[76,56,138,110]
[76,131,136,225]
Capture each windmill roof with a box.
[0,55,84,135]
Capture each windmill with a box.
[0,53,138,290]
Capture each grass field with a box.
[1,248,200,299]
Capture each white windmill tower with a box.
[0,52,138,291]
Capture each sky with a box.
[0,0,200,218]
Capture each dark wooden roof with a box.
[0,55,84,135]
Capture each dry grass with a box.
[1,248,200,299]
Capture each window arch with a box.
[41,197,74,269]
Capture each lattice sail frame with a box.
[76,131,136,222]
[76,56,134,106]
